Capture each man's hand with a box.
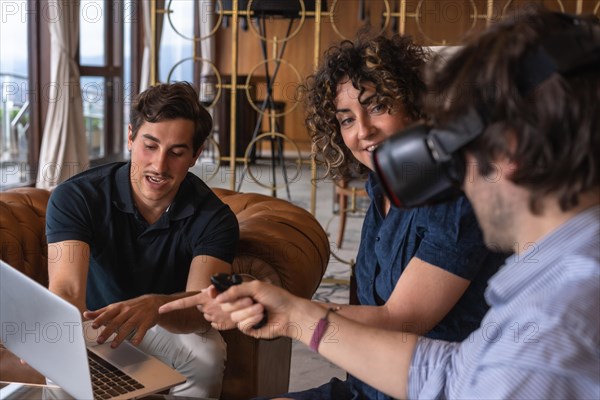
[83,294,167,348]
[159,286,238,330]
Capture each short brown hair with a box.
[425,7,600,213]
[130,82,212,155]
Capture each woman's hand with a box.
[215,280,303,339]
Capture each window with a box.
[79,0,124,162]
[1,0,31,188]
[159,0,194,83]
[0,0,139,189]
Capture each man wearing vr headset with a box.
[203,6,599,399]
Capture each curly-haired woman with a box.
[273,32,508,400]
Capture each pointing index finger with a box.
[158,293,203,314]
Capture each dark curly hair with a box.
[130,81,212,155]
[303,31,429,180]
[425,7,600,213]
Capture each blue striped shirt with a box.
[408,206,600,399]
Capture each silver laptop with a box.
[0,260,186,399]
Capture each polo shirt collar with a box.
[167,178,196,221]
[113,162,135,214]
[112,162,196,222]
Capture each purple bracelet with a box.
[309,306,340,353]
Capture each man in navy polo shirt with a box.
[45,82,239,398]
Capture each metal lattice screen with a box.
[150,0,598,213]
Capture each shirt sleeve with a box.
[46,182,94,244]
[408,337,458,399]
[191,203,239,264]
[414,196,489,280]
[460,366,599,400]
[409,339,599,400]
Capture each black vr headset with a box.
[372,12,600,208]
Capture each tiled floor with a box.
[192,160,367,393]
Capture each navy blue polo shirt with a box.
[347,172,506,399]
[46,162,239,311]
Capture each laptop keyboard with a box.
[88,350,145,399]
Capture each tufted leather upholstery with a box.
[0,188,50,285]
[0,187,329,399]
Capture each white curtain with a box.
[36,0,88,189]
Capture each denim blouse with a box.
[354,173,504,342]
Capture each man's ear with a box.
[503,129,519,179]
[127,125,134,151]
[191,143,205,167]
[499,155,518,180]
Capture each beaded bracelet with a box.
[309,306,341,353]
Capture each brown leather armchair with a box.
[0,187,330,399]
